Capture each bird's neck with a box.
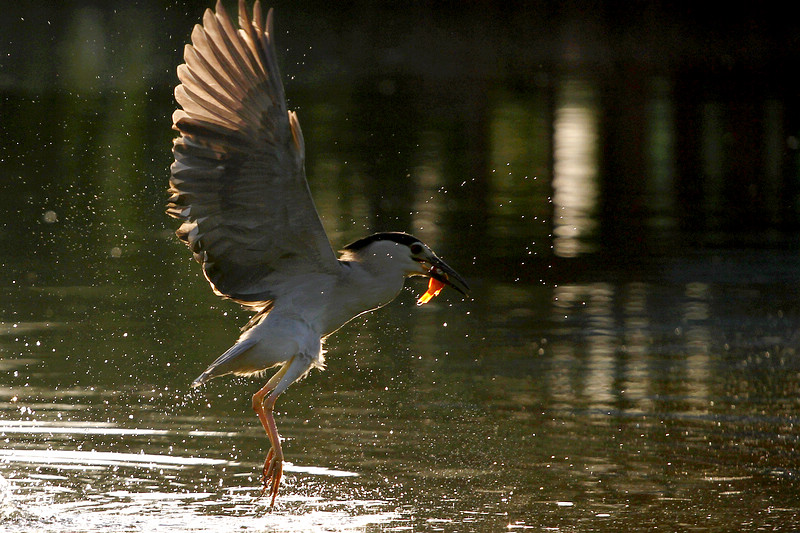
[322,260,406,335]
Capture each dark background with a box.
[2,1,799,270]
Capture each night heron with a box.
[167,0,469,506]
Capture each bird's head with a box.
[341,232,469,305]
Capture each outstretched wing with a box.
[167,0,339,307]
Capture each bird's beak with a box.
[428,256,470,296]
[416,254,470,305]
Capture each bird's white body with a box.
[221,311,325,377]
[194,239,419,384]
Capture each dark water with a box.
[2,2,800,531]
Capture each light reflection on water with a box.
[1,430,391,532]
[2,472,397,533]
[552,77,599,258]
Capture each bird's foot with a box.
[260,447,283,506]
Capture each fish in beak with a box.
[417,256,470,306]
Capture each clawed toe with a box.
[260,447,283,506]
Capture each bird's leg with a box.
[252,361,290,504]
[252,361,290,438]
[250,355,313,506]
[259,392,283,504]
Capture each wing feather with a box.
[168,0,338,307]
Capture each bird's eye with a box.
[410,243,424,255]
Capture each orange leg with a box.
[251,355,311,507]
[260,395,283,504]
[252,363,288,506]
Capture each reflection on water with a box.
[2,2,800,531]
[2,474,394,533]
[644,78,675,231]
[552,78,599,257]
[0,448,230,468]
[3,250,799,530]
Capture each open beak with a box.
[416,255,470,305]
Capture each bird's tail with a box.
[190,337,258,389]
[190,372,211,388]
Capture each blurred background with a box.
[1,1,799,531]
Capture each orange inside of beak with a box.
[417,276,446,305]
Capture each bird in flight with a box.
[167,0,469,506]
